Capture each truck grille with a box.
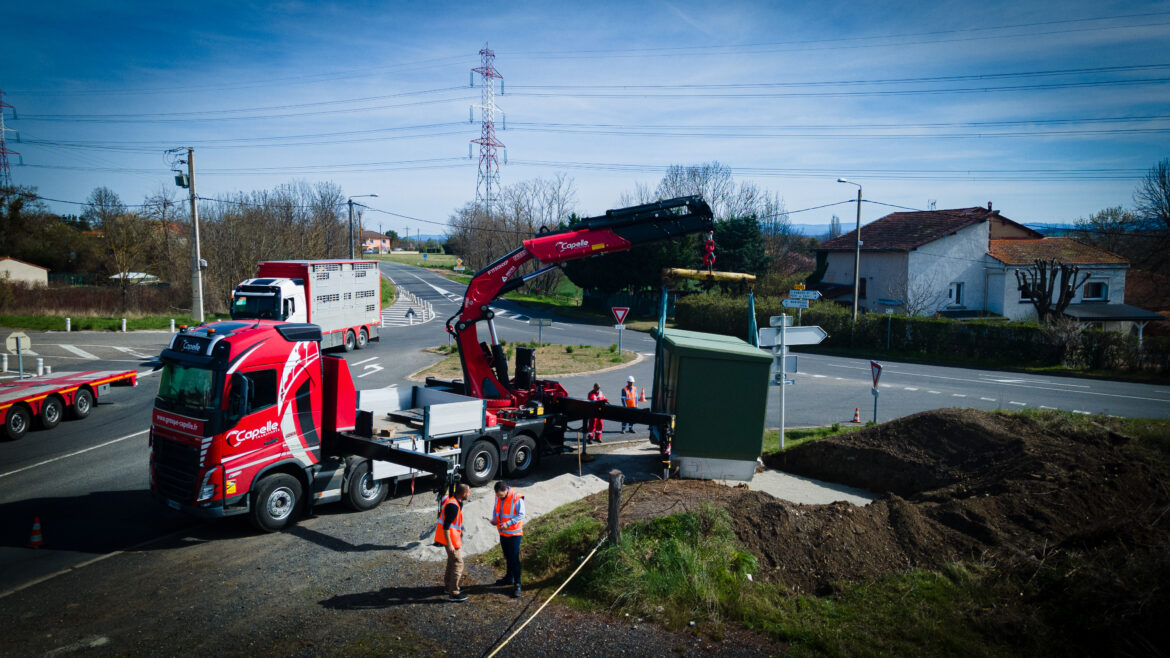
[153,436,201,501]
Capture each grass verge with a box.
[761,422,865,453]
[416,341,636,380]
[0,313,230,331]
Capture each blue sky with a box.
[3,0,1168,234]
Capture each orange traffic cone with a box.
[28,517,44,548]
[638,387,647,403]
[852,407,861,424]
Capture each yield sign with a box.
[871,360,883,388]
[611,306,630,325]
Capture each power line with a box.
[509,77,1170,99]
[511,64,1170,91]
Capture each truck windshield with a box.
[156,363,220,415]
[231,294,279,320]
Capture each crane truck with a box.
[149,196,714,531]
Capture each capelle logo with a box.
[555,239,590,252]
[226,420,281,446]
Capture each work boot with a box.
[448,592,468,602]
[512,585,522,598]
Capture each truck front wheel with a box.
[464,440,499,487]
[344,461,386,511]
[343,330,357,352]
[250,473,303,532]
[4,405,31,441]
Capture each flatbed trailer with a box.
[1,370,138,440]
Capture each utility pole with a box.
[188,148,204,323]
[837,178,863,323]
[347,195,377,258]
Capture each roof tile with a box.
[818,207,1009,251]
[988,238,1127,265]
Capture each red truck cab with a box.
[150,320,356,530]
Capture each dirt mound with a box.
[592,409,1168,595]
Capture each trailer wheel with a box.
[344,461,386,511]
[506,435,538,478]
[249,473,302,532]
[4,404,31,441]
[40,396,64,430]
[464,440,499,487]
[356,328,369,350]
[72,389,94,419]
[343,330,357,353]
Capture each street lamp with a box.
[347,194,378,258]
[837,178,862,323]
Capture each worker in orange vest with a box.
[620,375,638,433]
[434,483,471,602]
[587,382,607,443]
[490,481,526,598]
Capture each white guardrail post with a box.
[36,357,44,377]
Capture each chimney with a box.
[987,201,993,211]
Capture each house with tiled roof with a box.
[813,204,1157,328]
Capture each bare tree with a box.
[1014,259,1090,323]
[1134,157,1170,231]
[829,214,842,239]
[887,270,947,316]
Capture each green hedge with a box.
[674,293,1168,373]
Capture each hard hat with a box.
[627,375,635,383]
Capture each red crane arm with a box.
[448,196,714,408]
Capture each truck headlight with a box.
[198,484,216,501]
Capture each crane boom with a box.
[447,196,714,407]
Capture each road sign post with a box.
[529,317,552,343]
[6,332,31,379]
[611,307,629,355]
[758,317,828,450]
[871,360,883,423]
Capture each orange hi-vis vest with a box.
[623,384,637,408]
[434,495,464,550]
[492,488,524,537]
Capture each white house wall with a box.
[907,222,989,315]
[0,260,49,286]
[822,252,908,313]
[998,263,1127,322]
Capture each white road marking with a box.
[1009,401,1026,406]
[813,374,826,378]
[0,429,149,480]
[358,364,385,378]
[952,393,967,398]
[928,390,941,394]
[1040,405,1056,410]
[835,377,844,380]
[59,344,99,360]
[980,397,996,401]
[352,356,379,366]
[1073,410,1091,415]
[112,346,149,359]
[904,387,918,391]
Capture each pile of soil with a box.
[580,409,1169,596]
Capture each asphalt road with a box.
[1,262,1168,598]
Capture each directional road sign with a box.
[769,315,793,327]
[781,298,809,309]
[611,306,629,324]
[757,325,828,347]
[5,332,30,354]
[529,318,552,327]
[787,289,822,300]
